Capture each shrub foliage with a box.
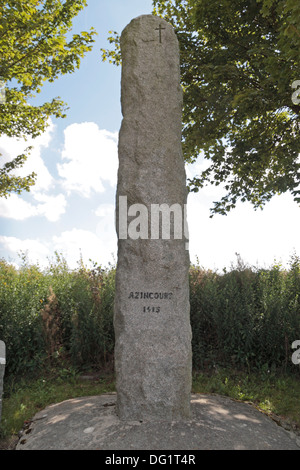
[0,253,300,379]
[0,254,115,377]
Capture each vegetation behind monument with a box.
[0,253,300,380]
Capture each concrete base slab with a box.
[16,393,300,450]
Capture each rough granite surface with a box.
[114,15,192,421]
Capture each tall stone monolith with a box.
[114,15,192,421]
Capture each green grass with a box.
[0,369,115,440]
[1,367,300,446]
[192,368,300,427]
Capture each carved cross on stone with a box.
[155,24,166,43]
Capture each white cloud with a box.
[0,192,67,222]
[33,193,67,222]
[95,203,117,251]
[0,235,50,264]
[185,157,300,270]
[2,121,299,272]
[187,190,300,271]
[53,228,116,268]
[57,122,118,197]
[0,120,68,222]
[0,227,116,269]
[0,194,38,220]
[94,203,115,218]
[0,120,55,193]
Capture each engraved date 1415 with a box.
[143,306,160,313]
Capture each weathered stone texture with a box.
[114,15,192,421]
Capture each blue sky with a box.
[0,0,300,272]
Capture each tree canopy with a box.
[103,0,300,215]
[0,0,96,198]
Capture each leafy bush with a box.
[0,254,115,378]
[1,252,300,379]
[190,254,300,373]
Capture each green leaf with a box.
[0,0,97,197]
